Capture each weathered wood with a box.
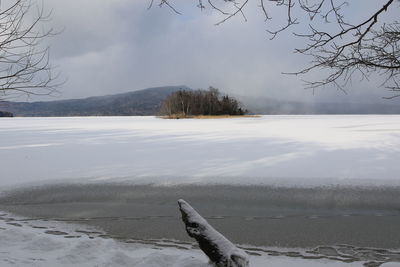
[178,199,249,267]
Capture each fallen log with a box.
[178,199,249,267]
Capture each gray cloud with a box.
[36,0,400,104]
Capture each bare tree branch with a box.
[0,0,60,101]
[151,0,400,98]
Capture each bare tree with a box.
[0,0,58,100]
[151,0,400,97]
[159,87,246,117]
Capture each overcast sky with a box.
[37,0,400,104]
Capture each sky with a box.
[31,0,400,104]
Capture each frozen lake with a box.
[1,115,400,187]
[1,116,400,266]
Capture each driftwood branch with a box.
[178,199,249,267]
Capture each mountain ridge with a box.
[0,86,190,116]
[1,85,400,116]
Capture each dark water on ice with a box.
[1,183,400,249]
[2,183,400,265]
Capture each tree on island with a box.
[0,0,58,101]
[159,87,247,117]
[151,1,400,97]
[0,111,13,117]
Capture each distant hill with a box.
[1,85,399,116]
[0,86,190,116]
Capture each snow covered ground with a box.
[1,115,400,188]
[0,212,376,267]
[1,115,400,266]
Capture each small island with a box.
[159,87,251,119]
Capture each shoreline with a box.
[157,115,261,119]
[1,209,399,266]
[1,183,400,249]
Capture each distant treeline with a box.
[0,111,13,117]
[159,87,247,117]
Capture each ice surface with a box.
[1,115,400,188]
